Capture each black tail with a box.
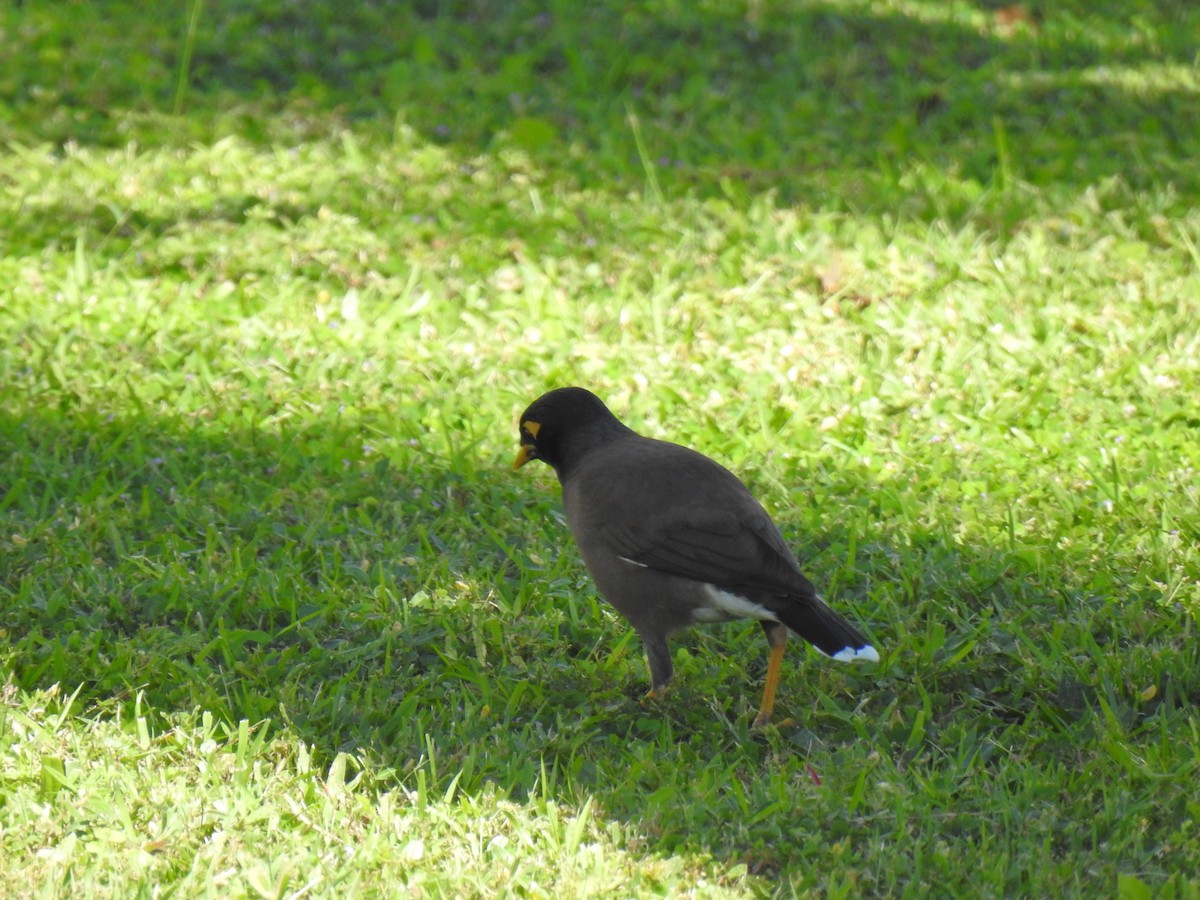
[772,596,879,663]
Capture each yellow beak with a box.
[513,444,535,470]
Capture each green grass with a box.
[2,0,1199,895]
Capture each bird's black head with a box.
[513,387,630,477]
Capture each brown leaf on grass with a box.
[992,5,1041,34]
[817,262,875,312]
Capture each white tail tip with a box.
[831,644,880,663]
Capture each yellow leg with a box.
[753,640,786,728]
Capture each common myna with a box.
[514,387,879,726]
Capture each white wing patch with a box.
[618,555,650,568]
[695,585,778,623]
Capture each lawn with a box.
[1,0,1198,896]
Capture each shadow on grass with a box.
[1,0,1196,213]
[3,401,1196,876]
[0,404,512,741]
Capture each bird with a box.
[513,386,879,727]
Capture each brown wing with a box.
[599,510,817,598]
[574,438,817,598]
